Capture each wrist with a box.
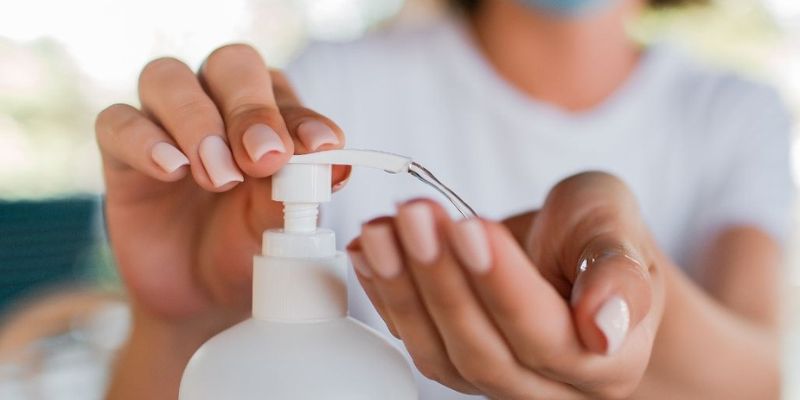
[637,261,780,399]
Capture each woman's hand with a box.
[349,172,666,400]
[97,44,347,320]
[98,44,349,399]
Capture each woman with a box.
[98,0,792,398]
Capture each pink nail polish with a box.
[199,136,244,187]
[151,142,189,173]
[242,124,285,162]
[360,224,403,279]
[297,120,339,151]
[595,295,630,355]
[348,250,373,279]
[450,219,492,274]
[396,202,439,264]
[332,176,350,192]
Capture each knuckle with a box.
[551,171,618,197]
[269,68,288,86]
[431,292,467,315]
[384,292,419,317]
[95,104,138,138]
[228,101,278,122]
[519,347,561,374]
[280,105,321,122]
[206,43,262,69]
[544,171,636,218]
[95,103,127,130]
[413,359,442,382]
[453,357,507,391]
[140,57,188,83]
[536,339,569,369]
[269,68,286,80]
[171,96,219,120]
[491,297,526,324]
[412,356,455,385]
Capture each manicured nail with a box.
[396,202,439,264]
[595,295,630,355]
[199,136,244,187]
[332,176,349,192]
[151,142,189,173]
[242,124,285,162]
[297,120,339,151]
[348,250,373,279]
[361,224,403,279]
[450,219,492,274]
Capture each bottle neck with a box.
[252,229,348,322]
[282,202,319,233]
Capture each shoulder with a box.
[654,46,792,139]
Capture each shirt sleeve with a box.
[696,79,795,245]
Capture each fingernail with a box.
[577,245,643,277]
[595,295,630,355]
[151,142,189,173]
[396,202,439,264]
[361,224,403,279]
[199,136,244,187]
[332,176,350,192]
[297,120,339,151]
[348,250,373,279]
[450,219,492,274]
[242,124,285,162]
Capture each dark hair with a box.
[450,0,707,12]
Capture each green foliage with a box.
[631,0,783,76]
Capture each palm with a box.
[104,172,280,318]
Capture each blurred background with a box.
[0,0,798,398]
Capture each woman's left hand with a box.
[348,172,666,400]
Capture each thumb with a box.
[570,234,653,355]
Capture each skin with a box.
[102,0,782,399]
[350,174,664,399]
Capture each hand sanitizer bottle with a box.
[179,150,419,400]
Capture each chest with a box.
[325,103,701,267]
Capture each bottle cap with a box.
[271,149,413,204]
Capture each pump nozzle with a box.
[272,149,413,233]
[287,149,412,174]
[272,149,476,233]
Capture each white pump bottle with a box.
[179,150,419,400]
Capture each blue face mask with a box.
[517,0,616,17]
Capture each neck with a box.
[468,1,642,112]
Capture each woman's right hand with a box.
[96,44,347,342]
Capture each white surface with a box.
[289,149,413,174]
[252,247,348,321]
[272,163,332,205]
[183,157,417,398]
[180,318,417,400]
[262,228,336,258]
[285,15,795,399]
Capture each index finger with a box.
[446,219,585,371]
[200,44,292,177]
[201,44,345,178]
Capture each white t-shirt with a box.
[286,15,793,399]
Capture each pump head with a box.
[271,150,414,233]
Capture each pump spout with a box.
[288,149,412,174]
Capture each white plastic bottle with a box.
[179,150,419,400]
